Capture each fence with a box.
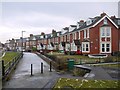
[2,53,23,81]
[0,59,2,90]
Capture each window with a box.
[82,44,85,51]
[79,31,81,39]
[102,44,105,52]
[106,44,110,52]
[100,27,111,37]
[84,30,87,38]
[118,20,120,25]
[106,27,110,36]
[86,44,89,51]
[87,29,89,38]
[104,18,107,25]
[101,28,105,37]
[100,43,111,53]
[82,42,90,52]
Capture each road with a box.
[3,52,56,88]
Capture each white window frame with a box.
[87,28,89,38]
[118,20,120,25]
[100,42,111,53]
[84,30,87,39]
[82,42,90,52]
[104,18,108,25]
[100,27,111,37]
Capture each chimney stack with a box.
[30,34,33,37]
[80,20,84,22]
[111,15,116,19]
[101,12,106,17]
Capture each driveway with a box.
[3,52,56,88]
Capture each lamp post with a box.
[22,31,26,53]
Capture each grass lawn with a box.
[47,52,120,64]
[47,52,97,63]
[53,78,119,89]
[2,52,20,65]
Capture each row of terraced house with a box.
[5,13,120,55]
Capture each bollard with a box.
[41,62,43,74]
[2,60,5,78]
[50,61,52,72]
[31,64,33,76]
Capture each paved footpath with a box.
[3,52,57,88]
[3,52,117,89]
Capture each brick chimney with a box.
[111,15,116,19]
[80,20,84,22]
[41,32,45,35]
[30,34,33,37]
[101,12,106,17]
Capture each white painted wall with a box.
[69,26,76,32]
[59,43,64,50]
[47,44,53,50]
[65,43,70,51]
[71,41,77,51]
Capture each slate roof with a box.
[111,18,120,28]
[70,25,77,27]
[63,27,69,30]
[16,38,26,43]
[75,16,102,32]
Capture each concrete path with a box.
[3,52,56,88]
[86,66,113,80]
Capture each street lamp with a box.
[22,31,26,53]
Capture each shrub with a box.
[32,47,37,51]
[104,56,113,63]
[45,54,68,71]
[112,51,120,57]
[73,68,89,76]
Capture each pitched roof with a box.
[63,27,69,30]
[111,18,120,28]
[72,14,119,32]
[70,25,77,27]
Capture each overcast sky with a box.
[0,0,119,43]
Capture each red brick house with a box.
[72,13,120,55]
[9,12,120,55]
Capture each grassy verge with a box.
[53,78,119,89]
[93,64,120,68]
[2,52,20,65]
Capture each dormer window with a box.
[118,20,120,25]
[86,18,92,26]
[104,18,108,25]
